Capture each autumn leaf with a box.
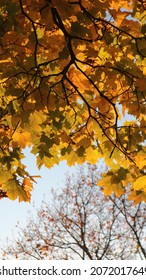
[128,190,146,204]
[22,178,33,193]
[134,151,146,169]
[98,173,125,197]
[12,131,31,149]
[2,179,29,202]
[133,176,146,192]
[85,146,102,164]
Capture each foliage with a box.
[2,164,146,260]
[0,0,146,201]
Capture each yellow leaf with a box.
[98,176,113,196]
[134,152,146,169]
[98,175,124,197]
[29,111,47,132]
[116,12,128,26]
[22,178,33,193]
[128,190,146,204]
[76,136,91,149]
[66,151,78,166]
[133,176,146,192]
[2,179,29,202]
[12,131,31,148]
[110,0,132,11]
[85,146,101,164]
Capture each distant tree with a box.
[0,0,145,202]
[2,164,146,260]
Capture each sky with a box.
[0,147,77,248]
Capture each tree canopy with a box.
[0,0,146,202]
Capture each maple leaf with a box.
[128,190,146,204]
[133,176,146,192]
[2,179,29,202]
[12,131,31,149]
[98,173,125,197]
